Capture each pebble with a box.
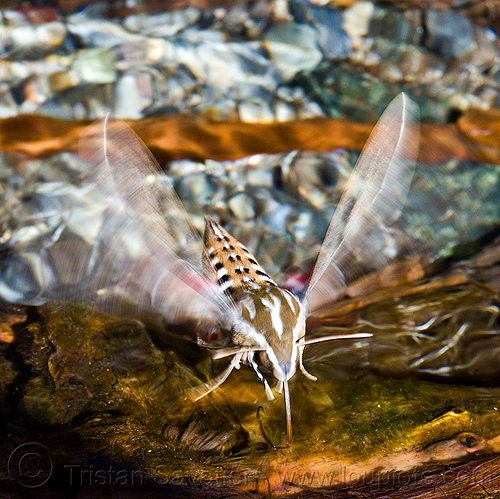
[0,142,499,309]
[343,1,375,49]
[263,21,323,80]
[0,2,498,126]
[67,14,144,47]
[261,203,293,234]
[227,192,255,221]
[73,47,117,84]
[236,82,275,123]
[274,100,297,121]
[114,71,153,119]
[424,9,475,59]
[6,21,66,54]
[290,1,352,59]
[369,8,422,45]
[124,8,200,37]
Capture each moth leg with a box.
[276,380,283,394]
[247,352,275,401]
[298,346,317,381]
[190,352,243,401]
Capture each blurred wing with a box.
[49,118,231,326]
[303,93,420,314]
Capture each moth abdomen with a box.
[204,216,277,295]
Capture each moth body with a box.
[204,216,307,384]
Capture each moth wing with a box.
[303,93,420,314]
[48,118,231,326]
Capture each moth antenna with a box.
[297,333,372,381]
[190,352,243,402]
[284,378,292,446]
[248,352,275,400]
[211,345,266,360]
[298,348,317,381]
[301,332,373,346]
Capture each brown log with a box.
[0,113,497,165]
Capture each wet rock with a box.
[124,8,200,38]
[0,1,498,124]
[0,323,14,344]
[369,7,422,45]
[174,172,220,204]
[238,99,273,123]
[4,21,66,57]
[0,348,15,410]
[343,1,374,49]
[213,2,267,39]
[235,82,275,123]
[256,225,294,271]
[260,203,293,235]
[114,71,154,119]
[48,70,80,93]
[264,21,322,80]
[282,150,348,208]
[67,13,144,48]
[72,47,117,84]
[0,84,18,118]
[424,9,475,58]
[1,231,500,493]
[244,155,275,187]
[371,38,445,84]
[469,24,498,66]
[19,301,249,454]
[290,1,351,59]
[24,303,161,424]
[227,192,255,221]
[274,99,296,121]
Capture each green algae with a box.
[244,371,500,460]
[1,296,500,494]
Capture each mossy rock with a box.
[0,300,498,496]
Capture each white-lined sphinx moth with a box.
[32,93,422,445]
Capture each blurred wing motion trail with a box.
[303,94,421,314]
[52,118,231,328]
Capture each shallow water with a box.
[1,262,500,496]
[1,2,500,498]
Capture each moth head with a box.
[233,286,306,382]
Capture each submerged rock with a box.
[290,1,352,59]
[424,9,475,59]
[1,298,500,495]
[263,21,323,80]
[22,302,248,454]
